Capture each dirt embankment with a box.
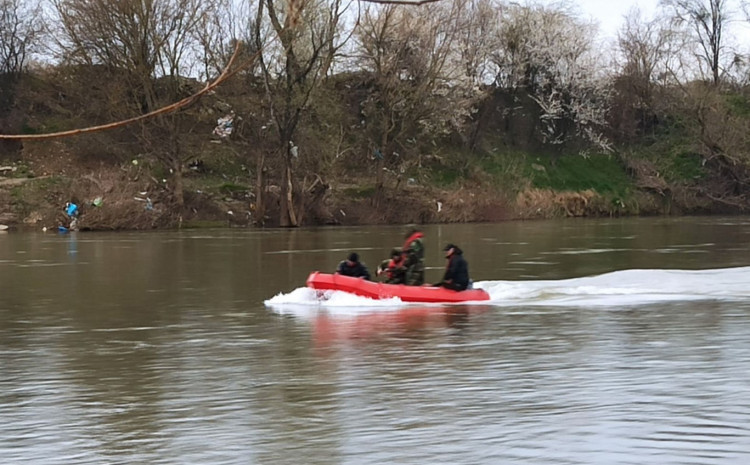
[0,159,663,232]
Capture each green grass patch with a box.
[218,182,250,195]
[627,134,707,184]
[34,116,83,134]
[342,185,376,198]
[428,164,461,187]
[526,152,633,197]
[9,176,68,215]
[476,149,528,185]
[664,149,705,182]
[419,143,529,189]
[20,123,40,135]
[10,176,66,198]
[725,93,750,118]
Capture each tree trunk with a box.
[286,162,297,226]
[254,151,266,225]
[375,156,385,197]
[279,148,298,227]
[374,130,389,204]
[172,159,184,209]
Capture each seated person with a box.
[336,252,371,280]
[433,243,470,291]
[376,248,407,284]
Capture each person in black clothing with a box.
[433,244,470,291]
[336,252,371,280]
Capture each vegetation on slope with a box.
[4,0,750,230]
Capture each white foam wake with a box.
[265,266,750,314]
[265,286,405,316]
[476,266,750,307]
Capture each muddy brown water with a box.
[2,217,750,464]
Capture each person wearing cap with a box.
[336,252,371,280]
[433,243,470,291]
[401,227,425,285]
[377,248,407,284]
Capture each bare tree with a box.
[618,9,676,87]
[254,0,354,227]
[660,0,731,86]
[0,0,41,75]
[50,0,216,207]
[195,0,263,80]
[614,8,679,137]
[452,0,502,149]
[355,2,475,197]
[453,0,500,87]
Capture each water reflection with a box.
[311,306,488,348]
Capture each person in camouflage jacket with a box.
[401,227,424,285]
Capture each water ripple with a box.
[3,301,750,464]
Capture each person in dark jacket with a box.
[434,243,470,291]
[336,252,371,280]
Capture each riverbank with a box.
[0,141,725,232]
[0,158,670,232]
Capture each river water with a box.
[1,217,750,464]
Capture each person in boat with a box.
[402,227,425,285]
[434,243,470,291]
[377,248,407,284]
[336,252,371,280]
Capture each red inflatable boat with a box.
[306,272,490,303]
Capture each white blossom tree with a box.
[491,2,612,152]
